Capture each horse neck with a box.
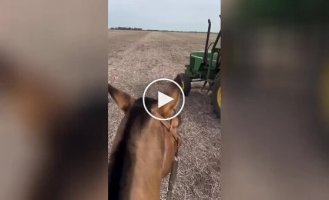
[128,128,164,199]
[109,125,165,200]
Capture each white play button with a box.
[157,91,174,108]
[143,78,185,121]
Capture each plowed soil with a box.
[108,30,221,200]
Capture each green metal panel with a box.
[210,53,219,70]
[185,50,220,80]
[190,52,203,72]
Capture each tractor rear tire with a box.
[211,78,221,118]
[178,73,191,96]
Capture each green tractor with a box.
[177,18,221,117]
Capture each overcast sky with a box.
[108,0,221,32]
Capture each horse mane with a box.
[108,97,156,199]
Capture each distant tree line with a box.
[109,27,214,33]
[110,27,143,30]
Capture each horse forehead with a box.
[119,107,152,132]
[132,116,159,132]
[133,97,156,108]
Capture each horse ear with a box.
[158,76,182,118]
[108,84,135,113]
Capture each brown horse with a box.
[108,79,182,200]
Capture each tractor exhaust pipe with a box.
[212,15,221,52]
[203,19,211,65]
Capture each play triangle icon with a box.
[157,91,174,108]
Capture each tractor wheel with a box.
[211,78,221,118]
[178,73,191,96]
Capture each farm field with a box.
[108,30,221,200]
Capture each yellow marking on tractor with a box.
[217,86,221,108]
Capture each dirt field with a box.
[108,30,221,200]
